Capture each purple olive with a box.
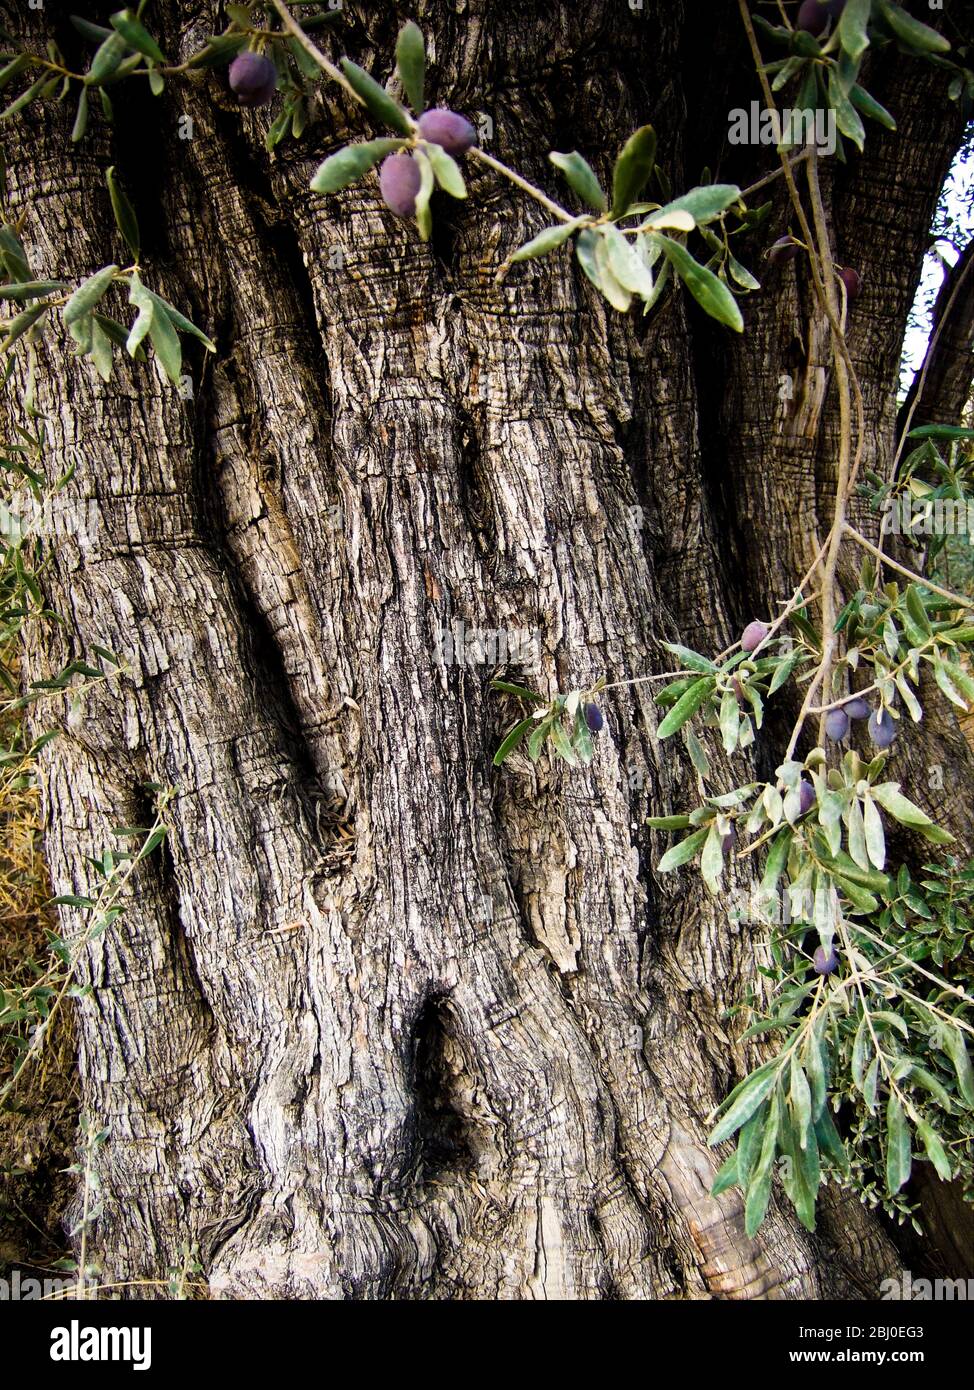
[418,108,477,156]
[741,620,769,653]
[824,708,850,742]
[812,944,838,975]
[379,153,422,217]
[843,696,871,721]
[868,707,897,750]
[721,826,736,855]
[229,52,277,108]
[584,701,604,733]
[797,0,830,34]
[798,778,816,815]
[838,267,862,302]
[767,235,800,265]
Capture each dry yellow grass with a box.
[0,702,76,1272]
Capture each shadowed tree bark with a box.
[1,0,971,1298]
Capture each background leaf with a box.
[549,151,607,212]
[106,166,140,260]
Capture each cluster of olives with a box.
[228,50,476,221]
[375,111,475,215]
[824,698,896,749]
[739,621,896,749]
[378,111,476,215]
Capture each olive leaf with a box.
[84,32,128,86]
[395,21,425,114]
[126,274,154,359]
[656,235,744,332]
[884,1093,912,1195]
[493,716,535,766]
[340,58,414,136]
[508,218,586,266]
[602,225,654,298]
[89,317,113,382]
[71,87,89,142]
[63,265,119,325]
[650,184,741,228]
[425,144,466,199]
[0,302,49,352]
[310,139,408,194]
[0,280,67,301]
[657,825,710,872]
[838,0,872,63]
[876,0,950,55]
[413,147,435,241]
[657,675,714,737]
[110,9,167,65]
[610,124,656,218]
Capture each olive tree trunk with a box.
[2,0,969,1298]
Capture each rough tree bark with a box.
[2,0,971,1298]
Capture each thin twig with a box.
[468,147,577,223]
[844,523,974,610]
[806,152,854,744]
[738,147,813,203]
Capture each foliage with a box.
[494,376,974,1236]
[754,0,972,160]
[0,5,340,150]
[488,10,974,1238]
[490,680,604,768]
[714,854,974,1232]
[0,168,214,389]
[864,424,974,570]
[303,17,766,322]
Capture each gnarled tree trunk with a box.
[2,0,970,1298]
